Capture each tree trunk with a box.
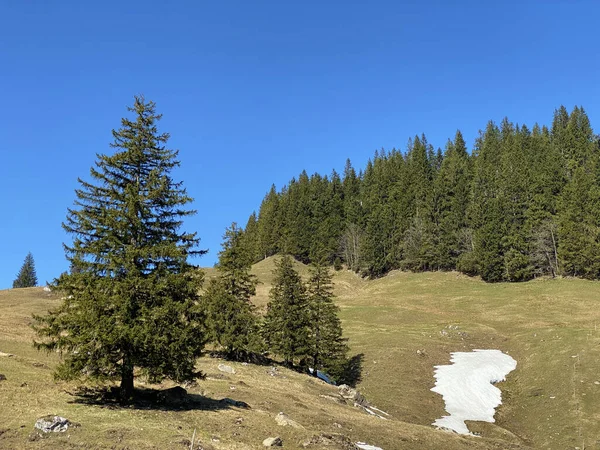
[120,355,135,404]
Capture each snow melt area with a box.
[431,349,517,435]
[355,443,383,450]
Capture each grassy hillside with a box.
[1,259,599,449]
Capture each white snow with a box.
[431,349,517,435]
[355,443,383,450]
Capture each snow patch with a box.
[355,443,383,450]
[431,349,517,435]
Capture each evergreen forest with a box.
[242,106,600,282]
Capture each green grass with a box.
[1,259,599,448]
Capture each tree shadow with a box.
[337,353,364,387]
[66,385,250,411]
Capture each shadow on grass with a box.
[66,385,250,411]
[337,353,364,387]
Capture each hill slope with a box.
[1,261,599,448]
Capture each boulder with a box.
[263,436,283,447]
[275,412,302,428]
[218,364,236,374]
[0,374,6,381]
[338,384,368,407]
[34,416,77,433]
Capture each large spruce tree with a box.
[13,252,38,288]
[33,96,206,402]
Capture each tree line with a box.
[242,106,600,282]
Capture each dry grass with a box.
[1,259,599,449]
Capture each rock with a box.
[0,352,14,357]
[34,416,77,433]
[275,412,302,428]
[263,436,283,447]
[43,286,52,292]
[0,374,6,381]
[157,386,188,405]
[338,384,369,407]
[218,364,236,374]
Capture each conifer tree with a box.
[242,211,260,262]
[13,252,38,288]
[306,262,348,379]
[556,106,600,277]
[470,122,505,281]
[342,158,362,227]
[263,256,311,366]
[204,223,260,359]
[32,96,206,402]
[256,185,281,259]
[402,136,435,270]
[432,131,472,270]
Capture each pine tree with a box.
[306,262,348,379]
[342,158,362,227]
[402,136,435,270]
[556,106,600,277]
[263,255,311,366]
[204,223,260,359]
[13,252,38,288]
[256,185,281,259]
[32,96,206,402]
[470,122,505,281]
[432,131,472,270]
[242,211,260,262]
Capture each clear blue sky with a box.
[1,0,598,289]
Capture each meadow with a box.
[1,257,599,449]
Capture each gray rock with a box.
[263,436,283,447]
[34,416,76,433]
[218,363,236,374]
[0,374,6,381]
[338,384,368,407]
[274,412,302,428]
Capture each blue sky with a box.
[1,0,599,288]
